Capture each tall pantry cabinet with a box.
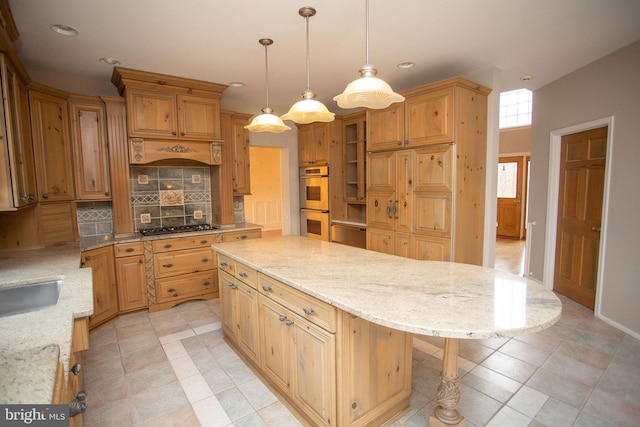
[366,77,490,266]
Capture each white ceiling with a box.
[8,0,640,116]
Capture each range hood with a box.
[129,138,221,165]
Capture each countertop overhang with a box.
[213,236,562,340]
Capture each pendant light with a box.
[333,0,404,109]
[280,7,335,124]
[245,38,291,133]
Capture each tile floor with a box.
[83,240,640,426]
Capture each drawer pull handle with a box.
[285,320,294,326]
[220,262,228,267]
[167,288,176,292]
[164,244,172,249]
[200,239,208,244]
[203,281,211,286]
[278,315,287,321]
[303,308,314,315]
[163,263,174,268]
[227,282,238,289]
[71,363,81,375]
[126,247,134,252]
[201,258,209,263]
[239,272,247,277]
[261,285,271,292]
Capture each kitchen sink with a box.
[0,279,62,318]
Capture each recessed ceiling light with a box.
[520,75,533,81]
[229,82,245,87]
[49,24,78,37]
[99,57,121,66]
[397,62,415,69]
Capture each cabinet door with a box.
[395,232,412,258]
[395,150,413,234]
[259,295,291,393]
[412,235,451,261]
[126,90,178,138]
[311,123,329,166]
[219,271,238,342]
[366,191,394,230]
[298,124,314,167]
[236,282,260,365]
[366,151,395,193]
[177,94,221,140]
[81,246,118,328]
[413,191,451,237]
[290,313,336,427]
[231,116,251,194]
[30,90,74,202]
[115,254,148,311]
[405,87,455,147]
[70,101,111,200]
[366,227,394,255]
[413,145,452,192]
[366,103,404,152]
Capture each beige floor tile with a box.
[192,395,232,427]
[84,373,129,411]
[138,404,201,427]
[121,343,168,374]
[82,397,135,427]
[130,379,190,424]
[257,401,304,427]
[84,340,120,364]
[126,360,178,395]
[238,378,278,411]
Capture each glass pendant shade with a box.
[245,38,291,133]
[281,7,334,124]
[334,0,404,109]
[281,91,335,124]
[245,107,291,133]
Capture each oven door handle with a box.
[301,208,329,214]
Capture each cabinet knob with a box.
[138,259,144,264]
[171,131,177,136]
[105,192,110,196]
[71,363,81,375]
[42,193,48,199]
[167,288,176,292]
[164,244,172,249]
[220,262,228,267]
[278,315,287,321]
[261,285,271,292]
[200,240,208,244]
[203,281,211,286]
[163,263,174,268]
[303,308,314,315]
[28,195,36,201]
[19,196,27,202]
[227,282,237,289]
[126,247,134,252]
[180,132,185,136]
[201,258,209,263]
[84,255,91,261]
[239,272,247,278]
[285,320,294,326]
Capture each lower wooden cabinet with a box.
[80,246,118,329]
[113,242,148,312]
[218,254,411,427]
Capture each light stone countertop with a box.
[0,244,93,404]
[213,236,562,339]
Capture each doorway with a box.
[553,126,607,310]
[543,117,613,314]
[243,146,284,237]
[496,156,525,238]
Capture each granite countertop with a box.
[0,244,93,404]
[213,236,562,339]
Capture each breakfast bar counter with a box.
[213,236,562,426]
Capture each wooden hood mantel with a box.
[128,138,222,165]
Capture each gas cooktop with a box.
[138,224,216,236]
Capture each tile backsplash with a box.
[130,165,212,230]
[77,202,113,237]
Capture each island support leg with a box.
[430,337,465,426]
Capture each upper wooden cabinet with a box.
[29,84,74,202]
[298,122,329,167]
[112,67,227,142]
[0,54,37,210]
[231,113,252,195]
[367,102,404,152]
[69,96,111,200]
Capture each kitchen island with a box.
[212,236,562,426]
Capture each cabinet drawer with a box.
[156,271,217,303]
[222,229,261,242]
[258,273,336,333]
[152,234,217,253]
[154,248,215,278]
[217,253,236,276]
[236,262,257,289]
[114,242,144,258]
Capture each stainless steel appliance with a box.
[331,222,366,249]
[299,166,330,240]
[139,224,216,236]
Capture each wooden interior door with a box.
[554,127,607,310]
[496,156,523,237]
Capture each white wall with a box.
[528,40,640,337]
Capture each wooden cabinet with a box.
[219,255,412,427]
[81,246,118,329]
[219,267,260,365]
[366,77,489,265]
[67,317,89,427]
[69,96,111,200]
[231,113,252,194]
[343,112,366,202]
[366,102,404,152]
[114,242,147,312]
[125,89,222,141]
[298,122,330,167]
[222,228,262,242]
[29,85,74,202]
[0,54,37,210]
[149,234,217,311]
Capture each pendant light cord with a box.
[264,42,270,108]
[365,0,370,66]
[305,14,311,92]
